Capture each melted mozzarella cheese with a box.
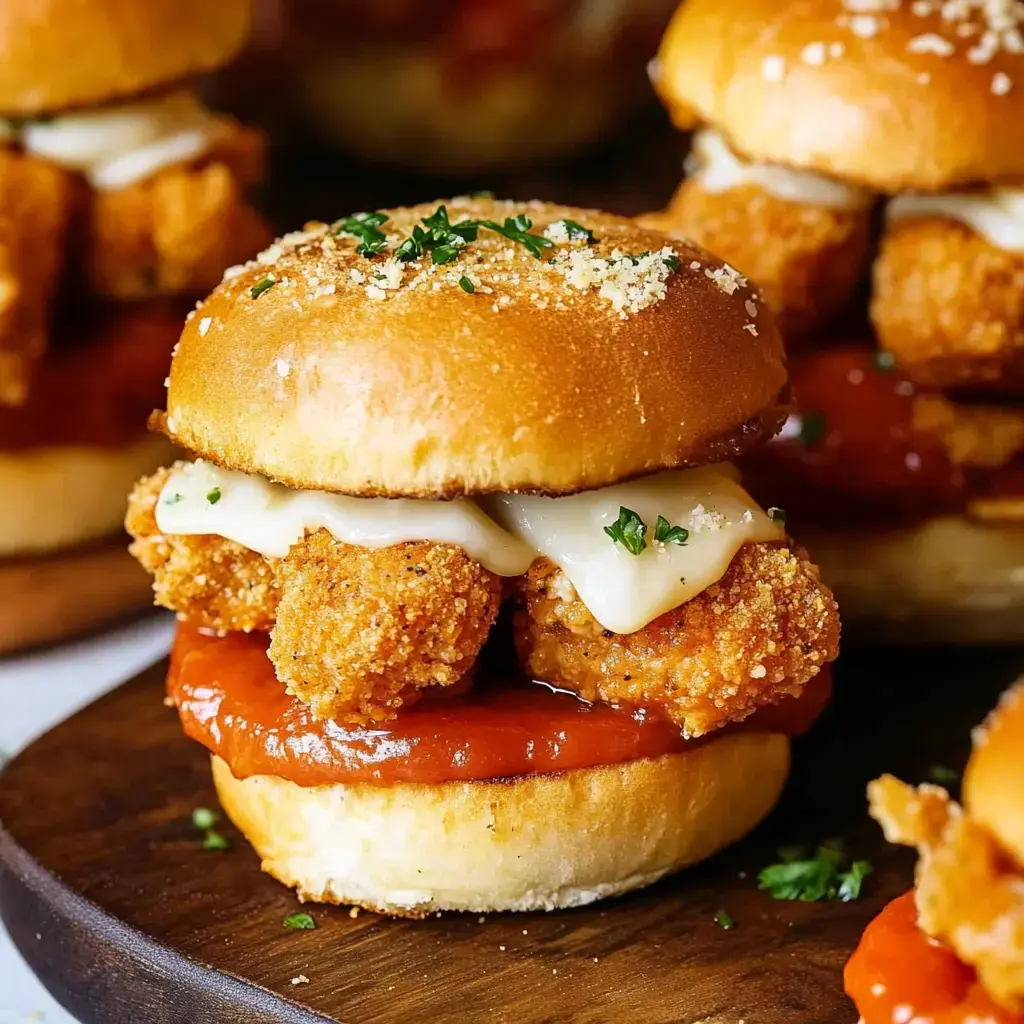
[887,189,1024,253]
[484,468,783,634]
[687,129,872,210]
[155,462,783,635]
[15,90,224,191]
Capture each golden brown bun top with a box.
[0,0,251,115]
[964,679,1024,865]
[163,197,788,497]
[653,0,1024,191]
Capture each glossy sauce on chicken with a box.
[845,892,1020,1024]
[168,624,832,786]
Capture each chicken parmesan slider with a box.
[847,678,1024,1023]
[128,197,840,915]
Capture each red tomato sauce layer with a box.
[168,624,832,787]
[845,892,1021,1024]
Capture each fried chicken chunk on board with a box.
[872,218,1024,394]
[0,151,73,405]
[126,469,504,724]
[513,543,840,738]
[640,179,872,342]
[869,775,1024,1012]
[87,122,271,299]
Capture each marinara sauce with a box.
[168,624,832,787]
[845,892,1021,1024]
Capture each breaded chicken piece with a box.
[869,775,1024,1012]
[271,532,503,723]
[642,179,872,341]
[513,542,840,737]
[87,122,271,299]
[912,393,1024,469]
[0,151,73,405]
[126,469,503,724]
[873,218,1024,393]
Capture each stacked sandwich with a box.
[647,0,1024,641]
[125,197,840,915]
[0,0,269,652]
[847,679,1024,1023]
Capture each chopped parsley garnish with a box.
[202,830,231,851]
[560,219,598,243]
[283,912,316,931]
[192,807,218,830]
[163,492,184,506]
[797,411,827,447]
[394,205,475,264]
[206,487,222,505]
[927,764,960,785]
[604,507,647,555]
[758,840,872,902]
[332,211,389,256]
[714,909,737,930]
[459,276,475,294]
[874,351,896,373]
[654,515,689,546]
[768,507,788,524]
[250,277,276,299]
[472,213,553,259]
[662,254,680,272]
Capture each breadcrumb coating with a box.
[512,543,840,737]
[912,393,1024,469]
[126,469,503,723]
[873,218,1024,393]
[0,151,72,405]
[643,179,872,341]
[869,775,1024,1012]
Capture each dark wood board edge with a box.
[0,830,332,1024]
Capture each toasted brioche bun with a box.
[0,0,251,115]
[162,198,788,497]
[0,536,153,654]
[653,0,1024,191]
[0,435,174,557]
[965,680,1024,866]
[800,515,1024,644]
[212,733,790,915]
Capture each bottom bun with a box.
[212,732,790,916]
[803,515,1024,644]
[0,536,154,654]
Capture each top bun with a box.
[653,0,1024,192]
[964,679,1024,865]
[0,0,251,115]
[162,197,787,498]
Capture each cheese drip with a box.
[887,189,1024,253]
[156,462,783,635]
[11,90,225,191]
[687,129,872,210]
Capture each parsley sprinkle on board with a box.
[283,912,316,931]
[604,507,647,555]
[654,515,689,546]
[459,276,475,294]
[714,909,737,930]
[758,840,872,903]
[250,277,276,299]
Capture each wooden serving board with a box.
[0,646,1020,1024]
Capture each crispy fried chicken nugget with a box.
[869,775,1024,1011]
[126,468,278,633]
[644,179,872,341]
[513,542,839,737]
[0,151,72,405]
[873,218,1024,392]
[87,122,271,299]
[126,470,504,724]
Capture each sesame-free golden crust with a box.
[164,198,789,497]
[653,0,1024,191]
[0,0,251,115]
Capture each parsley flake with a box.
[192,807,218,830]
[333,211,389,256]
[604,507,647,555]
[874,351,896,373]
[163,492,184,506]
[202,830,231,851]
[797,411,827,447]
[561,219,598,243]
[459,276,475,294]
[206,487,222,505]
[663,254,681,272]
[927,764,960,785]
[654,515,689,546]
[250,277,276,300]
[758,841,872,903]
[284,912,316,931]
[714,909,737,930]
